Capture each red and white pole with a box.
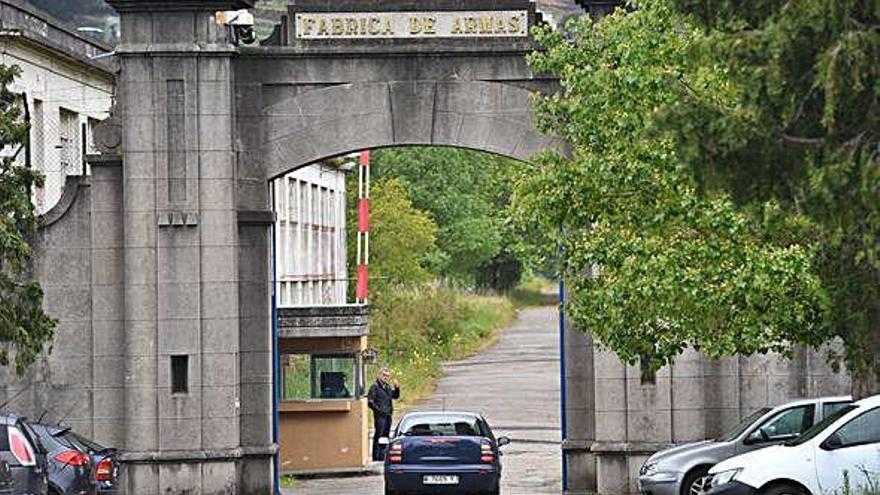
[356,149,370,304]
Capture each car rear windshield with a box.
[717,408,771,442]
[66,432,107,454]
[399,415,485,437]
[785,405,858,446]
[30,424,67,451]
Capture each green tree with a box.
[516,0,878,390]
[348,177,438,292]
[371,147,527,287]
[0,65,56,375]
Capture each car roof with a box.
[855,394,880,408]
[400,411,483,419]
[0,412,26,426]
[770,395,852,409]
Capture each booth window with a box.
[281,353,360,401]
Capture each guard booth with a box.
[276,306,372,473]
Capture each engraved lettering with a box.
[465,16,477,34]
[294,11,529,39]
[451,17,462,34]
[369,17,382,35]
[346,17,359,35]
[409,16,422,34]
[480,15,493,34]
[303,17,316,35]
[496,15,506,33]
[424,15,437,34]
[332,18,344,35]
[509,15,522,34]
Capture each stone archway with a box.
[261,80,566,179]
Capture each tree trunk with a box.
[852,309,880,400]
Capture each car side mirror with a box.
[497,437,511,447]
[822,433,843,450]
[743,430,762,445]
[378,437,390,446]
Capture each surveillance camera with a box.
[234,25,256,45]
[215,9,254,27]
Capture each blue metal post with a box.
[270,186,281,494]
[558,238,568,493]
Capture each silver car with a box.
[637,396,852,495]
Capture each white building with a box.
[273,161,353,306]
[0,0,115,214]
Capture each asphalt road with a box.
[287,305,562,495]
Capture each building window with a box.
[31,99,45,211]
[87,117,100,155]
[59,108,80,175]
[171,355,189,394]
[281,353,360,401]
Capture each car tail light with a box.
[55,450,90,467]
[387,442,403,463]
[95,458,113,481]
[480,440,494,463]
[8,427,36,466]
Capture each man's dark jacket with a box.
[367,380,400,417]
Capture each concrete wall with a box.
[575,345,851,495]
[0,160,126,448]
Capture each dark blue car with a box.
[383,411,510,495]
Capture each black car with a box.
[51,430,118,495]
[383,411,510,495]
[0,460,14,495]
[30,424,96,495]
[0,413,49,495]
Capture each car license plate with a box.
[423,475,459,485]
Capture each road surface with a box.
[287,305,562,495]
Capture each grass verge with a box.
[509,276,559,308]
[366,284,516,410]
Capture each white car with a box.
[706,394,880,495]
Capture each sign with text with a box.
[294,11,529,39]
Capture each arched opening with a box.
[268,141,565,493]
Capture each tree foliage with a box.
[516,0,878,380]
[0,65,55,375]
[371,147,527,288]
[348,177,438,292]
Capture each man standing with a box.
[368,368,400,461]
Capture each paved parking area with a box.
[287,305,562,495]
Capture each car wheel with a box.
[681,467,712,495]
[760,482,809,495]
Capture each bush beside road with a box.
[367,284,516,409]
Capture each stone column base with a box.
[563,439,597,494]
[591,442,672,495]
[120,446,276,495]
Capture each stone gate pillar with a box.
[106,1,274,493]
